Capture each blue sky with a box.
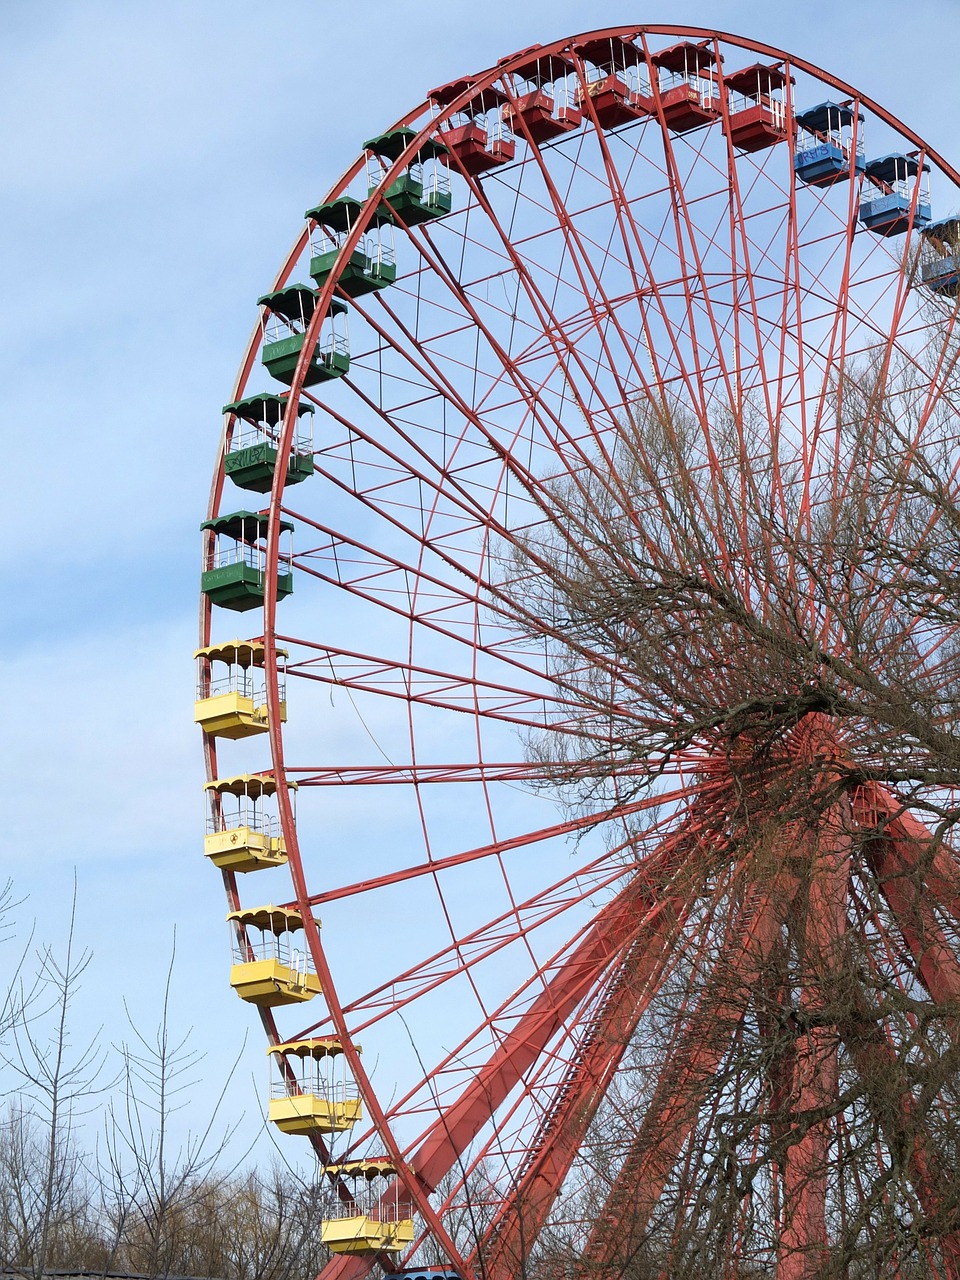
[4,0,960,1164]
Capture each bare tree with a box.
[1,882,110,1277]
[210,1166,329,1280]
[505,350,960,818]
[101,938,242,1280]
[487,343,960,1276]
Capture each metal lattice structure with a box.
[198,25,960,1279]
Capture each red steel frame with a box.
[200,24,960,1280]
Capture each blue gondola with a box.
[391,1271,460,1280]
[794,101,864,186]
[858,154,932,236]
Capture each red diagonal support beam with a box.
[410,884,663,1189]
[578,878,794,1279]
[778,801,851,1280]
[860,781,960,926]
[864,823,960,1011]
[473,900,687,1280]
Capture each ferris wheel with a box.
[197,24,960,1280]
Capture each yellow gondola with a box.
[320,1160,414,1255]
[227,906,321,1006]
[194,639,287,739]
[267,1038,363,1135]
[204,774,295,872]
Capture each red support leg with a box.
[835,987,960,1279]
[866,815,960,1009]
[578,880,795,1279]
[778,803,851,1280]
[848,783,960,1274]
[475,910,686,1280]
